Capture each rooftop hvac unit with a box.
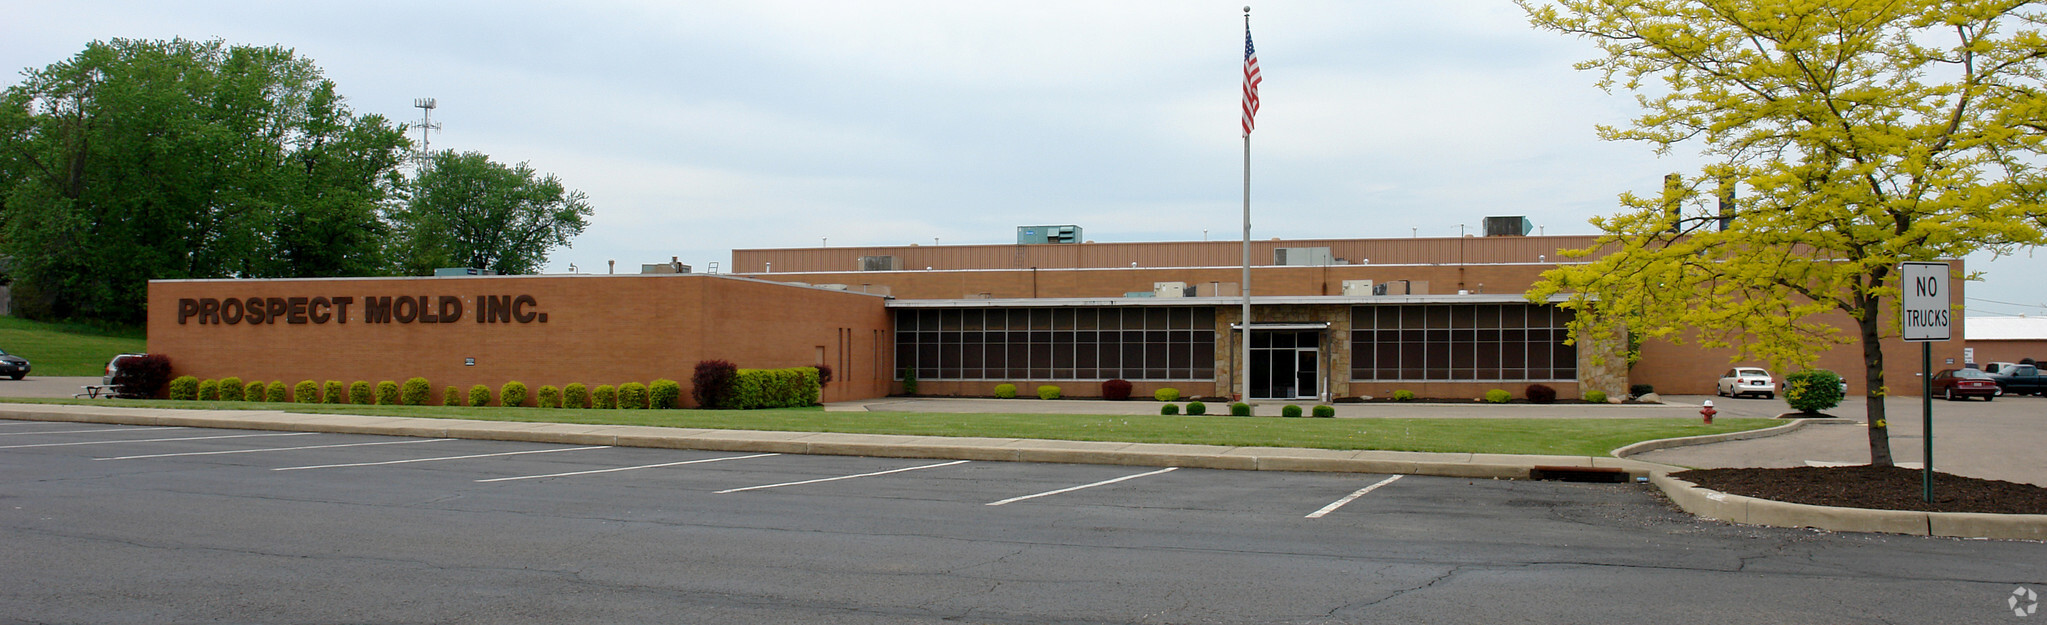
[1341,280,1376,296]
[1484,216,1533,237]
[815,284,850,291]
[433,267,498,277]
[1017,225,1082,244]
[858,255,898,271]
[1274,247,1334,266]
[1153,281,1190,298]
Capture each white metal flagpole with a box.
[1239,6,1259,403]
[1241,124,1252,403]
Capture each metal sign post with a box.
[1899,262,1951,503]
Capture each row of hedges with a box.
[1159,402,1336,417]
[730,368,822,409]
[164,376,686,408]
[985,380,1188,401]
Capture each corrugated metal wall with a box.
[733,236,1606,274]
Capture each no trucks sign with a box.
[1900,262,1950,342]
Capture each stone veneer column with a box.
[1574,319,1629,401]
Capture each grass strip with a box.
[0,397,1778,456]
[0,318,146,377]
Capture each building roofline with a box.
[884,294,1568,308]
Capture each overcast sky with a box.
[7,0,2043,317]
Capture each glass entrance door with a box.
[1249,330,1320,400]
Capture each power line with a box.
[1966,296,2046,310]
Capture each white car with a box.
[1717,367,1776,399]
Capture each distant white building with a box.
[1966,316,2047,365]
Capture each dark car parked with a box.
[0,349,30,380]
[1983,362,2047,397]
[1931,368,2000,401]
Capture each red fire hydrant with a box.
[1700,400,1717,425]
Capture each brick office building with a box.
[148,231,1964,405]
[730,232,1961,400]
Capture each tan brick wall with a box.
[1967,340,2046,366]
[1629,308,1967,397]
[147,275,892,406]
[749,264,1554,301]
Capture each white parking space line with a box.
[476,453,781,483]
[272,445,612,471]
[97,438,457,460]
[1305,475,1403,519]
[0,426,187,437]
[985,467,1180,507]
[0,432,317,450]
[716,460,972,494]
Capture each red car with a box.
[1931,368,2000,401]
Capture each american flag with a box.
[1242,24,1261,136]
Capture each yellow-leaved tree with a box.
[1519,0,2047,466]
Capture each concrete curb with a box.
[1651,472,2047,541]
[0,404,1673,480]
[1609,418,1820,459]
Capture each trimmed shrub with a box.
[816,364,833,389]
[1161,404,1180,415]
[375,381,399,405]
[994,384,1018,399]
[1230,402,1252,416]
[1186,401,1207,415]
[1037,385,1061,400]
[1282,404,1303,418]
[196,379,220,401]
[1101,379,1133,401]
[564,383,590,409]
[618,382,648,409]
[501,381,528,407]
[468,384,492,407]
[323,381,344,404]
[293,380,319,403]
[219,377,245,401]
[649,379,681,409]
[347,381,371,405]
[401,377,431,405]
[1484,389,1511,404]
[243,381,266,402]
[901,368,919,395]
[1391,389,1416,402]
[592,384,618,409]
[1153,388,1181,402]
[1526,384,1557,404]
[443,386,462,406]
[111,354,173,398]
[1785,369,1846,414]
[537,385,562,408]
[1585,389,1609,403]
[691,360,737,408]
[263,381,287,402]
[1629,384,1656,398]
[168,376,199,401]
[1312,405,1335,418]
[730,368,823,409]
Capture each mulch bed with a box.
[1673,465,2047,515]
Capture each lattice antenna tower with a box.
[412,98,442,170]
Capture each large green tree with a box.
[0,38,409,322]
[1521,0,2047,466]
[391,150,591,276]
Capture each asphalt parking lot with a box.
[2,419,2041,624]
[1645,393,2047,487]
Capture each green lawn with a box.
[0,317,146,376]
[0,397,1778,456]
